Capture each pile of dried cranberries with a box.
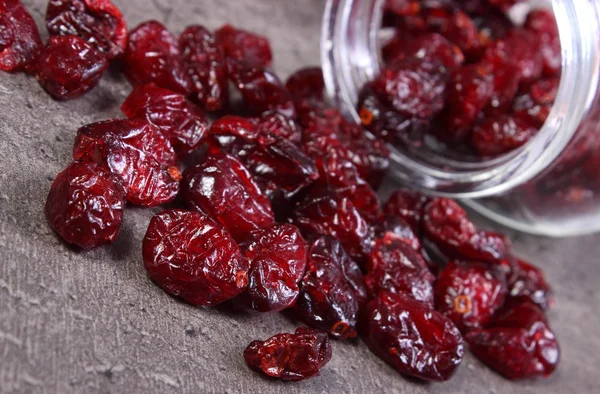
[2,0,560,383]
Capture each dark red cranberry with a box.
[426,9,482,59]
[474,8,514,45]
[45,161,126,250]
[471,112,538,157]
[244,327,332,381]
[255,112,302,145]
[502,28,544,88]
[215,24,272,72]
[285,67,326,104]
[435,261,506,333]
[291,185,371,263]
[466,302,560,379]
[123,21,191,94]
[45,0,127,59]
[482,41,520,115]
[513,78,559,128]
[365,236,435,305]
[143,209,249,306]
[487,0,526,10]
[240,224,307,312]
[73,119,181,207]
[0,0,43,72]
[525,9,561,78]
[35,36,108,100]
[383,32,464,72]
[507,258,554,310]
[370,215,421,250]
[179,25,228,111]
[295,236,367,339]
[121,83,208,158]
[423,198,508,264]
[383,189,430,233]
[385,0,420,16]
[182,146,274,242]
[360,291,464,381]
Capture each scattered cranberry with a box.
[295,236,367,339]
[286,67,330,128]
[506,257,554,310]
[255,112,302,145]
[244,327,332,381]
[240,224,307,312]
[35,35,108,100]
[466,302,560,379]
[361,291,464,381]
[73,119,181,207]
[45,161,126,250]
[383,189,430,233]
[370,215,421,250]
[143,209,249,306]
[215,24,272,72]
[182,146,274,242]
[45,0,128,59]
[121,83,208,158]
[124,21,191,94]
[0,0,43,72]
[471,112,538,157]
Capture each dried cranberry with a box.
[179,25,228,111]
[370,215,421,250]
[240,224,307,312]
[507,258,554,310]
[385,0,420,16]
[182,146,274,242]
[295,236,367,339]
[502,28,544,87]
[35,35,108,100]
[73,119,181,207]
[435,261,506,333]
[525,9,561,78]
[482,41,520,115]
[255,113,302,145]
[423,198,508,264]
[0,0,43,72]
[45,161,126,250]
[215,24,272,72]
[466,302,560,379]
[471,113,538,157]
[360,291,464,381]
[291,185,371,262]
[124,21,191,94]
[244,327,332,381]
[286,68,331,129]
[487,0,526,11]
[143,209,249,306]
[425,9,482,59]
[383,189,430,233]
[513,78,558,128]
[121,83,208,158]
[45,0,127,59]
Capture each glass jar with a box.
[321,0,600,236]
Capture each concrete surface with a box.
[1,0,599,393]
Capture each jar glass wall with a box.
[321,0,600,236]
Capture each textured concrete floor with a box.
[1,0,599,393]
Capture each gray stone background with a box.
[1,0,599,393]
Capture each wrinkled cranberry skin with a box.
[182,147,274,242]
[507,258,554,310]
[244,327,332,382]
[45,0,128,59]
[45,161,126,250]
[215,24,272,72]
[124,21,191,95]
[482,41,520,115]
[0,0,43,72]
[240,224,307,312]
[295,236,367,339]
[121,83,208,158]
[423,198,508,264]
[73,119,180,207]
[365,237,435,305]
[360,291,464,381]
[383,32,464,72]
[292,185,371,263]
[383,189,430,233]
[471,113,538,157]
[179,25,228,111]
[466,303,560,379]
[525,9,561,78]
[435,261,506,333]
[143,209,249,306]
[285,67,330,128]
[503,29,544,87]
[427,9,482,59]
[35,36,108,100]
[370,215,421,250]
[255,113,302,145]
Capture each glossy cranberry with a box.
[121,83,208,158]
[507,258,554,310]
[383,32,464,72]
[45,0,127,59]
[240,224,307,312]
[292,185,371,263]
[179,25,228,111]
[383,189,430,233]
[466,302,560,379]
[286,68,330,129]
[45,161,125,250]
[182,147,274,242]
[435,261,506,333]
[73,119,180,207]
[360,291,464,381]
[244,327,332,381]
[0,0,43,72]
[124,21,191,94]
[471,113,538,157]
[35,36,108,100]
[215,24,272,72]
[370,215,421,250]
[143,209,249,306]
[482,41,520,115]
[423,198,508,264]
[525,9,561,78]
[513,78,559,128]
[295,236,367,339]
[255,112,302,145]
